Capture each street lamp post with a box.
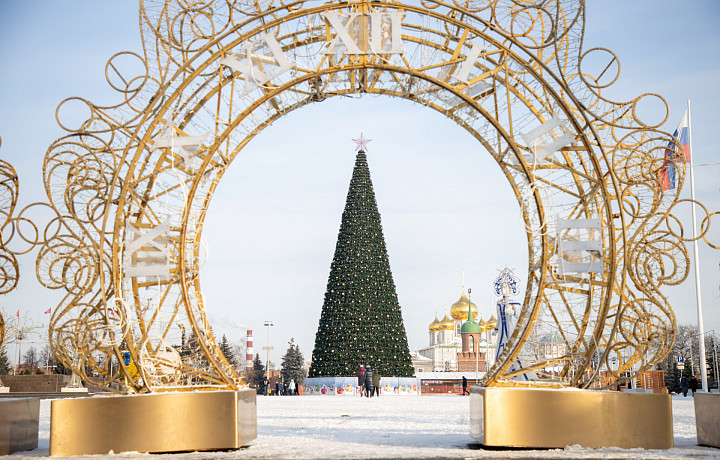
[713,333,719,389]
[14,331,24,375]
[689,344,695,378]
[263,321,274,381]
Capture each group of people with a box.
[680,376,699,397]
[262,377,298,396]
[357,364,381,397]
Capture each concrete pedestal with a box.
[61,373,87,393]
[59,387,88,393]
[469,386,672,449]
[0,375,69,392]
[50,389,257,456]
[694,392,720,448]
[0,398,39,455]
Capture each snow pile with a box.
[9,393,720,459]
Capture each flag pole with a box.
[687,99,709,392]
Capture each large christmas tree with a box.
[309,144,414,378]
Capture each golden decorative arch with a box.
[23,0,712,393]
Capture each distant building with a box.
[410,352,433,374]
[457,312,486,373]
[11,364,42,375]
[538,332,567,361]
[416,287,497,372]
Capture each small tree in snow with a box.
[281,338,305,387]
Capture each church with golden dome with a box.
[415,287,498,373]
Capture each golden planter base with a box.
[50,389,256,456]
[694,392,720,448]
[469,387,672,449]
[0,398,39,455]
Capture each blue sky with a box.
[0,1,718,368]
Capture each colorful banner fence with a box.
[303,377,420,396]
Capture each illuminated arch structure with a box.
[10,0,716,393]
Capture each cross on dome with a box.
[352,132,372,152]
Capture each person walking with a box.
[357,364,366,396]
[462,376,469,395]
[275,381,281,396]
[373,371,381,397]
[263,377,269,396]
[689,376,699,396]
[288,379,296,396]
[680,376,688,397]
[364,365,374,398]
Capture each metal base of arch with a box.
[469,386,673,449]
[49,390,257,456]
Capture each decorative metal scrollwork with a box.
[0,0,714,393]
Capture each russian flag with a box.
[659,109,691,191]
[659,160,676,191]
[669,110,691,163]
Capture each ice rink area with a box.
[9,393,720,459]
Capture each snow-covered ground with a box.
[10,394,720,459]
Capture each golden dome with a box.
[439,313,454,330]
[478,317,486,333]
[449,291,478,320]
[486,314,498,330]
[428,315,441,332]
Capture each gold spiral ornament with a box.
[0,138,20,297]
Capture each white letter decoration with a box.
[221,34,293,95]
[124,219,173,281]
[521,117,576,165]
[556,217,604,275]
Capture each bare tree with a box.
[232,337,247,373]
[39,345,57,372]
[23,346,39,368]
